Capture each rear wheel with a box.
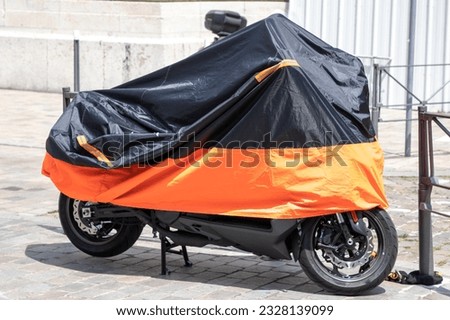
[299,209,397,295]
[59,193,144,257]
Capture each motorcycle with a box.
[59,194,397,295]
[45,11,398,295]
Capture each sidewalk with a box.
[0,89,449,299]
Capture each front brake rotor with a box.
[319,218,375,269]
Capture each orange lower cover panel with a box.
[42,141,388,219]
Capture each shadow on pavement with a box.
[429,285,450,298]
[25,240,386,297]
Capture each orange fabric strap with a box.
[76,135,113,168]
[255,59,300,83]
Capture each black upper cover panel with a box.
[46,14,374,168]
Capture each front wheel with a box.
[59,193,144,257]
[299,209,397,295]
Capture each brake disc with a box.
[72,200,98,235]
[321,226,375,269]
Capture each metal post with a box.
[371,64,380,135]
[73,30,80,92]
[62,87,70,111]
[418,105,434,275]
[405,0,416,157]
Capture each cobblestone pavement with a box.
[0,89,449,300]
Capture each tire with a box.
[58,193,144,257]
[299,208,397,295]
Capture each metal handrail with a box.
[371,63,450,157]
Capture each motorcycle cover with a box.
[42,14,388,219]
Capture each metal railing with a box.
[371,63,450,156]
[62,87,77,111]
[371,62,450,279]
[418,107,450,276]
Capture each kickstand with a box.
[159,234,193,275]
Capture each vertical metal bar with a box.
[418,106,434,276]
[386,0,394,108]
[336,0,341,47]
[319,0,324,39]
[428,117,434,177]
[405,0,417,157]
[62,87,70,111]
[73,30,80,92]
[370,0,375,56]
[422,0,430,102]
[377,63,383,105]
[371,64,379,135]
[442,0,448,112]
[353,0,358,54]
[303,0,308,28]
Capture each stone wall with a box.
[0,0,287,92]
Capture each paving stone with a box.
[275,274,309,286]
[208,264,242,274]
[197,288,243,299]
[227,259,259,267]
[227,270,259,279]
[257,259,290,268]
[291,282,324,294]
[206,276,243,287]
[259,281,297,292]
[233,288,275,299]
[197,259,230,268]
[189,253,216,262]
[27,290,69,300]
[258,270,291,279]
[242,264,273,273]
[238,276,277,289]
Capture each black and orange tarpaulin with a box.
[42,14,388,219]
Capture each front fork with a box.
[293,211,371,262]
[336,212,370,244]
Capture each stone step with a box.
[2,0,286,38]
